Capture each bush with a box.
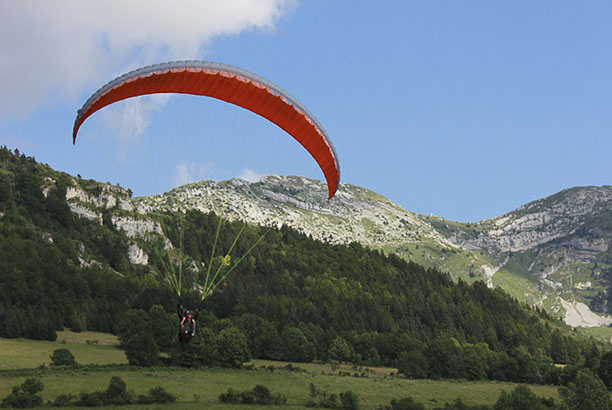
[219,388,241,404]
[493,384,554,410]
[387,397,426,410]
[147,386,177,404]
[379,396,492,410]
[307,383,358,409]
[137,386,177,404]
[51,377,175,407]
[320,394,340,409]
[250,384,287,405]
[1,378,44,408]
[52,393,77,407]
[239,389,256,404]
[103,376,132,405]
[219,385,286,405]
[252,384,271,403]
[340,391,360,410]
[76,391,105,407]
[50,348,78,366]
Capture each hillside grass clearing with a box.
[492,269,542,305]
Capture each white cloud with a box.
[0,0,297,122]
[173,161,214,187]
[238,168,263,183]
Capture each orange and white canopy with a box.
[73,61,340,199]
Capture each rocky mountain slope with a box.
[64,172,612,328]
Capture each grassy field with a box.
[0,331,126,370]
[578,326,612,344]
[0,333,561,409]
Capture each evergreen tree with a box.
[560,368,612,410]
[50,348,78,367]
[329,336,355,363]
[148,304,175,352]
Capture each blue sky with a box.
[1,1,611,222]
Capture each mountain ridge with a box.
[132,177,612,328]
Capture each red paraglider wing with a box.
[73,61,339,199]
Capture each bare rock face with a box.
[66,181,133,211]
[68,203,102,224]
[128,243,148,265]
[111,215,164,239]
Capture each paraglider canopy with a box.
[72,60,340,199]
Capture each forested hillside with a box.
[0,147,606,384]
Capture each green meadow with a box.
[0,331,127,370]
[0,331,560,409]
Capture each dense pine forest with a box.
[2,146,611,387]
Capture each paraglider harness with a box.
[177,297,203,343]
